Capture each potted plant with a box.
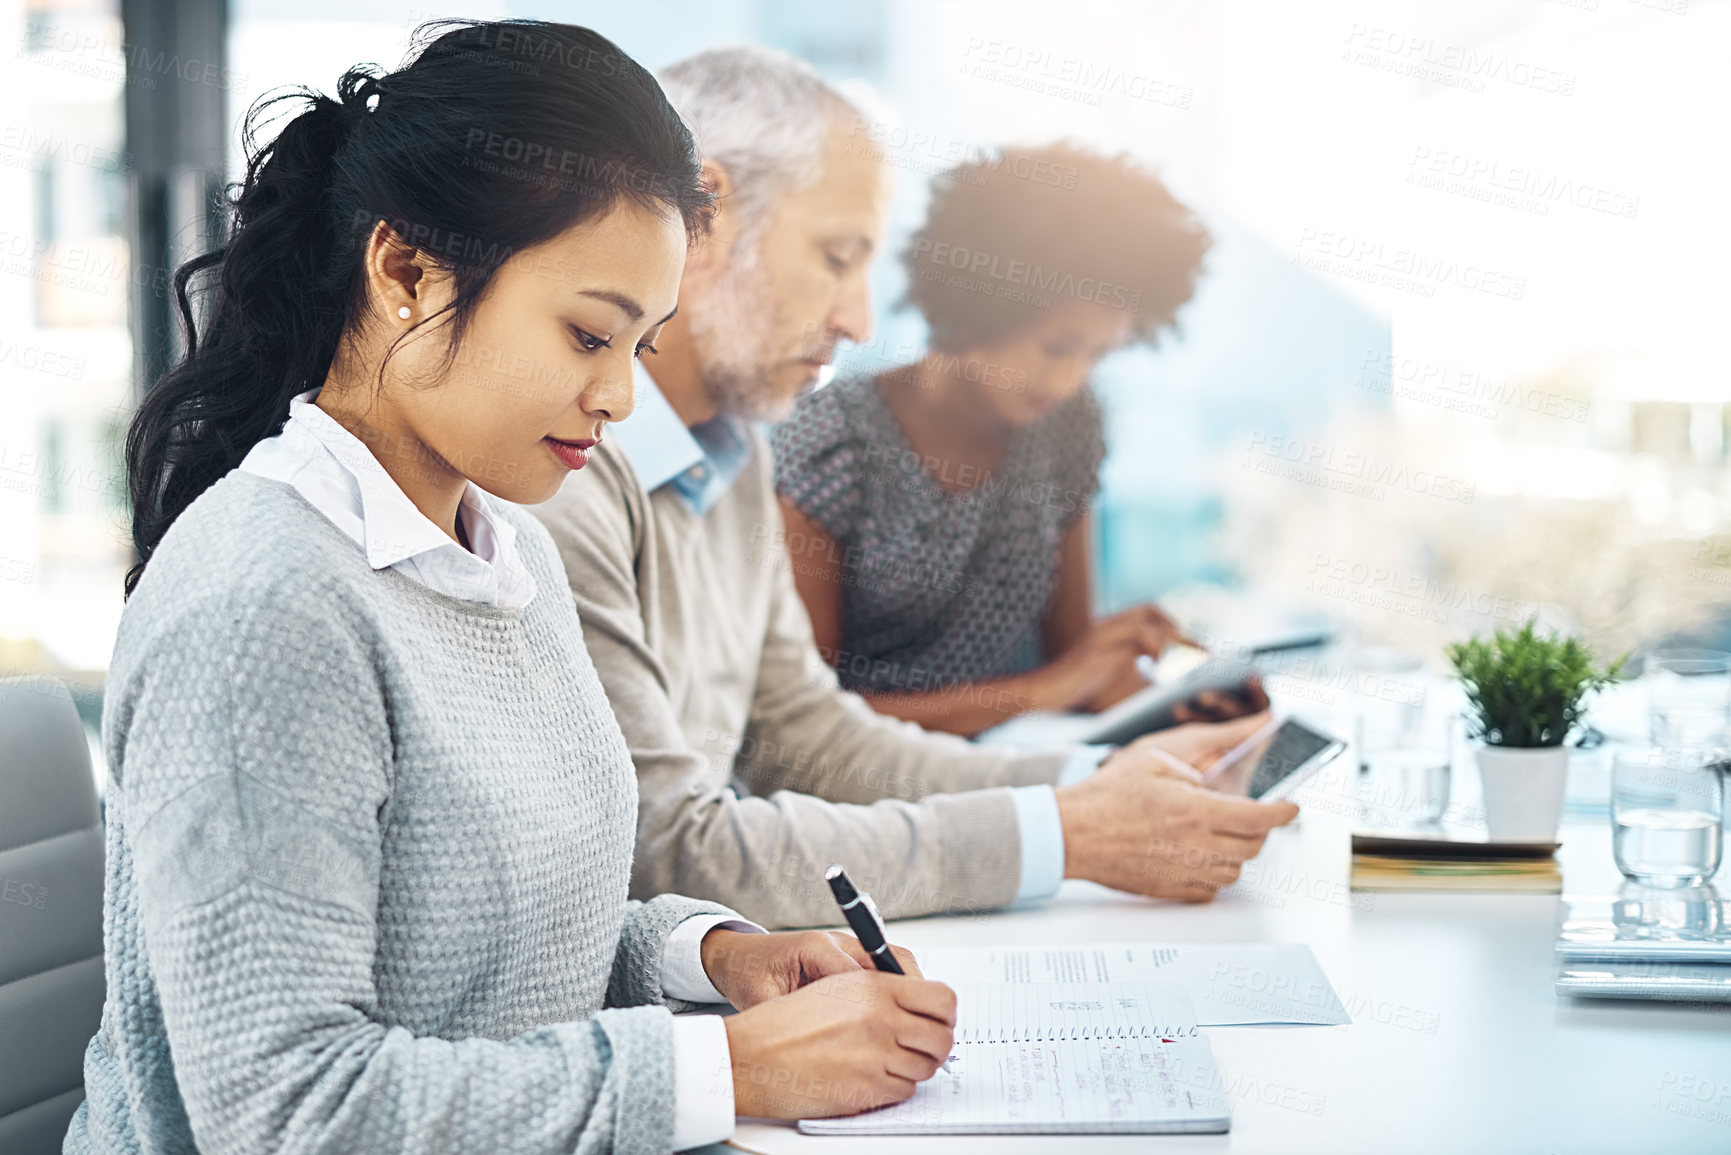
[1446,619,1625,841]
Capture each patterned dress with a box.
[771,374,1106,695]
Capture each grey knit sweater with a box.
[64,470,733,1155]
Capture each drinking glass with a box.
[1350,647,1423,771]
[1611,750,1725,887]
[1647,649,1731,748]
[1353,653,1452,828]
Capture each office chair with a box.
[0,677,105,1153]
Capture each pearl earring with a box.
[397,306,411,320]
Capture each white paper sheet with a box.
[918,942,1350,1026]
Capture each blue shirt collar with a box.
[610,361,753,515]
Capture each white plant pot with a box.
[1475,745,1570,841]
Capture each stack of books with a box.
[1555,894,1731,1003]
[1349,830,1562,894]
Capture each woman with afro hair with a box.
[773,142,1258,737]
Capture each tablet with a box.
[1081,660,1266,747]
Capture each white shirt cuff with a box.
[1010,784,1067,901]
[670,1013,735,1150]
[661,913,767,1004]
[1059,744,1114,786]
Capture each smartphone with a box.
[1200,715,1283,786]
[1206,717,1345,802]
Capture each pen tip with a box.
[824,864,844,882]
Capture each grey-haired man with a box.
[531,46,1295,929]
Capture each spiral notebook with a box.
[798,984,1229,1136]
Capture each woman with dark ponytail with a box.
[122,67,378,590]
[73,21,955,1155]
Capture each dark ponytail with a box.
[124,20,713,596]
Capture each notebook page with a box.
[800,1035,1229,1135]
[800,984,1223,1135]
[950,982,1201,1042]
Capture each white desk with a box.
[729,696,1731,1155]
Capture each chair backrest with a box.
[0,677,105,1154]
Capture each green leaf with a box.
[1444,618,1626,748]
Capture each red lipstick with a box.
[545,436,598,471]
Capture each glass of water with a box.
[1647,649,1731,748]
[1611,750,1725,887]
[1354,658,1453,828]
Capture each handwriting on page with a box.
[800,978,1230,1134]
[856,1037,1210,1130]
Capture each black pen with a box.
[826,865,956,1073]
[825,865,903,974]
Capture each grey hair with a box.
[657,46,875,242]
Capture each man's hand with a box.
[700,928,922,1010]
[1057,713,1299,901]
[723,971,957,1119]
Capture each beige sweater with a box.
[531,432,1070,928]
